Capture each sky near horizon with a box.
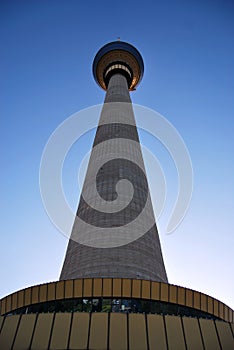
[1,0,234,309]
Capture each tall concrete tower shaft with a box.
[60,42,168,282]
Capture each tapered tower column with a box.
[60,41,168,282]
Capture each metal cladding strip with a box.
[0,279,233,323]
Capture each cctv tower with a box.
[0,42,233,349]
[60,41,168,283]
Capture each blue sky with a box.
[1,0,234,309]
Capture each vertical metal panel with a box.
[31,313,54,350]
[182,317,203,349]
[231,322,234,335]
[132,279,141,298]
[47,282,56,301]
[129,313,147,350]
[18,290,24,308]
[219,302,224,320]
[201,293,207,312]
[177,286,185,305]
[147,314,167,350]
[74,279,83,298]
[39,284,47,303]
[11,293,18,311]
[0,316,4,333]
[142,280,150,299]
[224,306,230,322]
[0,315,20,349]
[169,285,177,304]
[213,299,219,317]
[199,319,220,350]
[49,313,71,349]
[165,315,186,350]
[224,305,229,321]
[13,314,36,349]
[194,291,200,309]
[229,309,233,323]
[113,278,121,297]
[56,281,65,300]
[103,278,112,297]
[69,312,90,349]
[207,296,213,315]
[31,286,39,304]
[151,281,160,300]
[5,295,12,314]
[24,287,31,306]
[65,280,74,298]
[215,320,234,349]
[161,283,169,302]
[122,279,131,297]
[109,313,127,350]
[89,313,108,350]
[0,298,6,315]
[93,278,102,296]
[186,289,193,308]
[83,278,93,297]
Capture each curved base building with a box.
[0,278,234,349]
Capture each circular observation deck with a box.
[93,41,144,91]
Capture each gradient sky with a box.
[1,0,233,309]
